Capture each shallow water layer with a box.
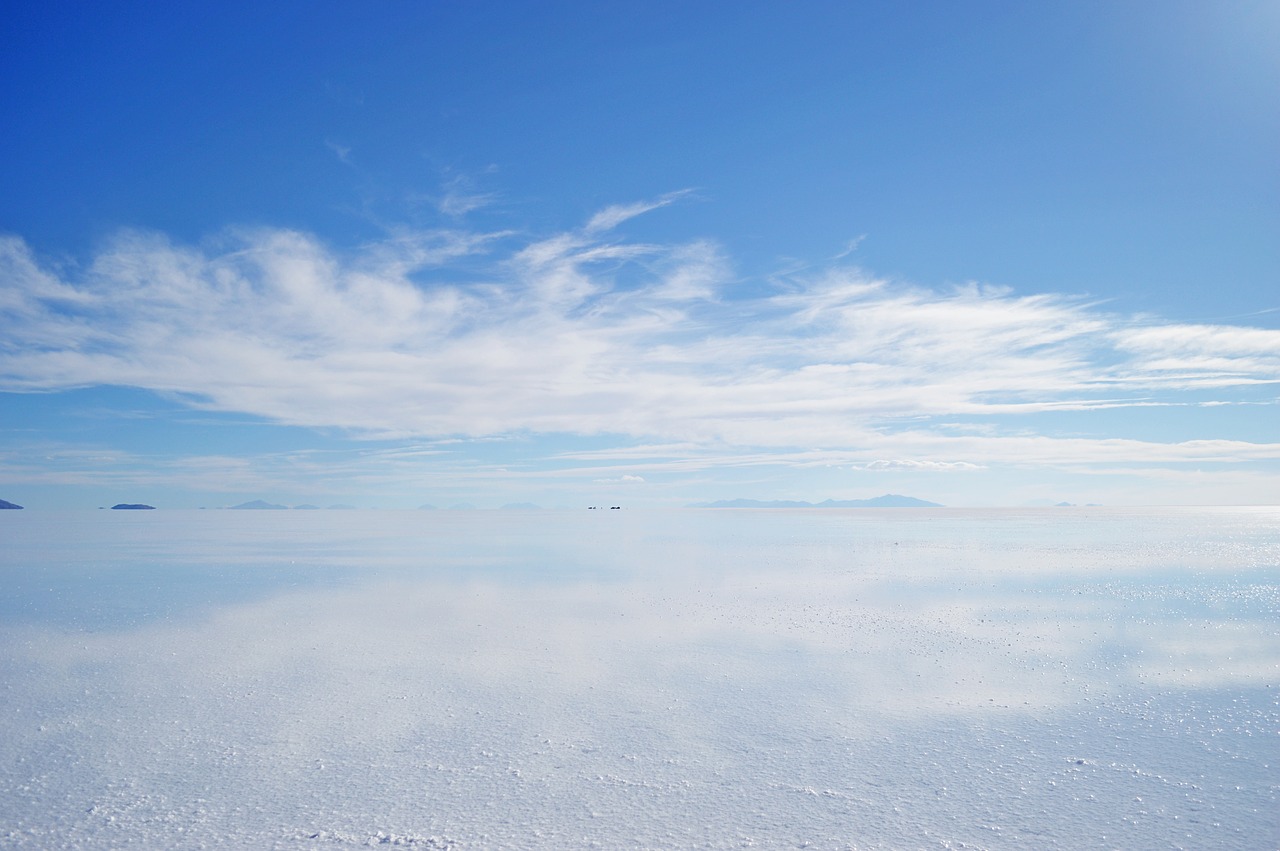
[1,508,1277,849]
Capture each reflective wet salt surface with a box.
[1,508,1277,849]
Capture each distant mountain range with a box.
[1,498,24,509]
[691,494,942,508]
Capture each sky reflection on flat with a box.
[1,509,1276,848]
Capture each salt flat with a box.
[1,508,1276,849]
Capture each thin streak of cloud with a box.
[324,140,352,163]
[432,171,501,219]
[831,234,866,260]
[542,436,1280,479]
[583,190,692,234]
[856,459,984,471]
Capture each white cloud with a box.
[324,139,352,163]
[582,190,690,234]
[1,201,1277,474]
[436,187,496,218]
[857,460,984,471]
[1111,323,1280,383]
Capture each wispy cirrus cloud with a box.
[324,140,352,164]
[1,199,1277,471]
[855,460,985,471]
[1112,323,1280,384]
[582,190,692,234]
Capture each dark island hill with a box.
[0,498,23,509]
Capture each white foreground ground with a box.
[1,508,1276,849]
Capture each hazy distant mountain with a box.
[417,503,437,510]
[692,494,942,508]
[229,499,288,510]
[0,498,22,509]
[111,503,155,510]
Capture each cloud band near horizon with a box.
[2,203,1278,466]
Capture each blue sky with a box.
[2,1,1277,509]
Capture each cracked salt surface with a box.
[1,507,1277,849]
